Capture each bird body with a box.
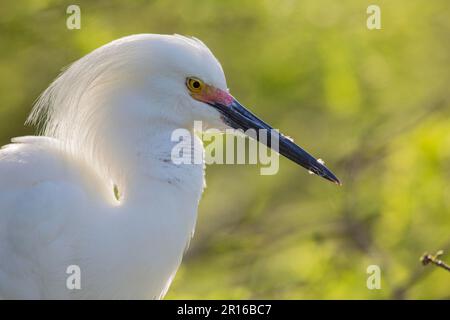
[0,34,339,299]
[0,126,203,299]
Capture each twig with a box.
[420,250,450,272]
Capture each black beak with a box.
[209,98,341,185]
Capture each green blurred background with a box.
[0,0,449,299]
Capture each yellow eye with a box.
[186,77,204,93]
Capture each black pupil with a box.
[192,81,200,89]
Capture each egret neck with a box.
[115,121,204,206]
[95,111,204,299]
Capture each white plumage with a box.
[0,34,225,299]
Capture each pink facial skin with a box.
[192,84,234,107]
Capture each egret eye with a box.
[186,77,204,93]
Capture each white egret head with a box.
[28,34,340,186]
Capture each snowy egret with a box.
[0,34,339,299]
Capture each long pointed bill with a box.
[208,97,341,185]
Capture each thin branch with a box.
[421,250,450,272]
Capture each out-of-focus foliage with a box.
[0,0,449,299]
